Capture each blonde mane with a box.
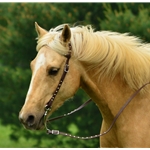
[36,24,150,92]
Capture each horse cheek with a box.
[65,68,81,98]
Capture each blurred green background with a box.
[0,2,150,148]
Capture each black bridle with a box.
[44,42,72,113]
[43,42,150,139]
[44,42,72,128]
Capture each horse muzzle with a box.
[19,111,44,130]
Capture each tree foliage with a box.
[0,3,150,148]
[100,3,150,41]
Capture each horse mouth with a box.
[34,118,45,130]
[34,115,46,130]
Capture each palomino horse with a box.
[19,22,150,147]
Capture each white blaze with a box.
[25,53,46,104]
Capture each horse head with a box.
[19,23,81,130]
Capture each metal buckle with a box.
[51,130,60,135]
[64,64,69,72]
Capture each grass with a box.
[0,123,99,148]
[0,124,37,148]
[0,123,77,148]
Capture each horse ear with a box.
[35,22,48,38]
[60,25,71,43]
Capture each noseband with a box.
[43,42,150,139]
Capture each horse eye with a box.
[48,67,59,76]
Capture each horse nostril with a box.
[26,115,35,127]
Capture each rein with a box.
[43,42,150,139]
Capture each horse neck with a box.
[80,64,134,119]
[78,60,150,147]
